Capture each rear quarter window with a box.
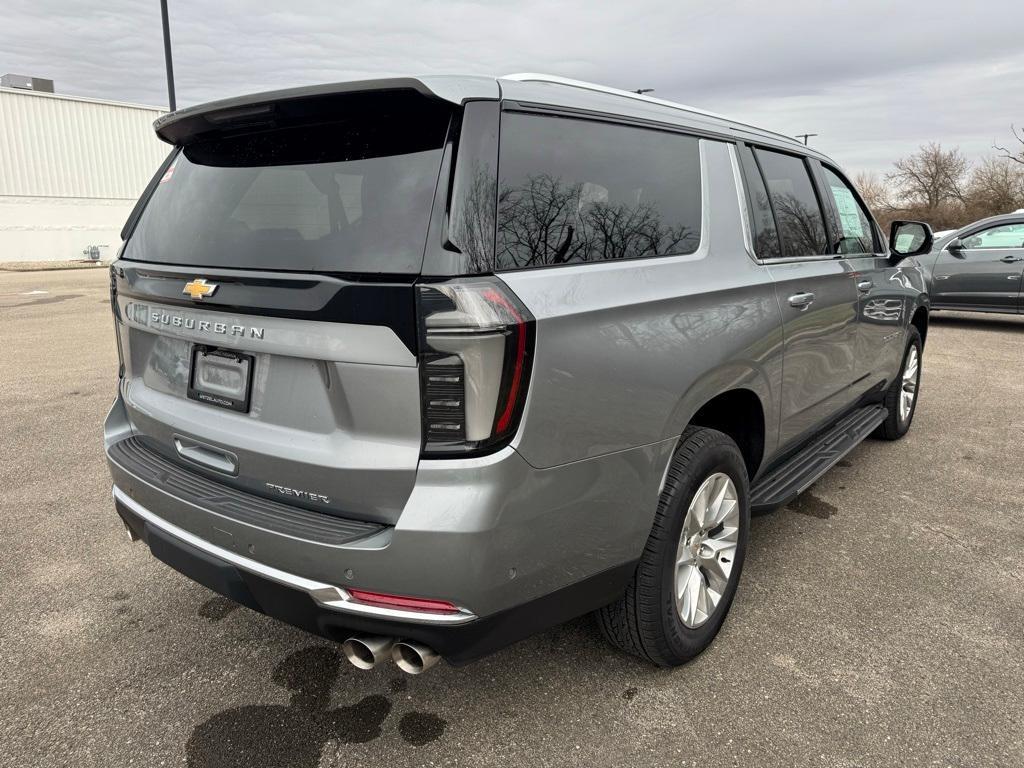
[494,113,702,270]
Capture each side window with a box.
[963,223,1024,249]
[738,145,782,259]
[495,113,702,269]
[822,166,877,254]
[753,149,828,257]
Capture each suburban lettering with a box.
[130,307,264,340]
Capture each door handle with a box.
[999,255,1023,263]
[857,280,873,292]
[173,435,238,476]
[788,292,815,310]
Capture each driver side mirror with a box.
[889,220,934,262]
[946,237,964,255]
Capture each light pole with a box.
[795,133,818,145]
[160,0,177,111]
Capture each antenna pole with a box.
[160,0,177,111]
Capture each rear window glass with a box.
[494,113,702,269]
[124,101,451,273]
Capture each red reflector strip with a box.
[347,588,460,614]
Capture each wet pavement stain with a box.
[185,646,391,768]
[388,676,408,694]
[837,459,853,468]
[786,493,837,520]
[110,591,129,601]
[398,712,447,746]
[198,596,239,622]
[622,687,639,701]
[14,293,83,308]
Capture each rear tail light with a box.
[417,277,535,457]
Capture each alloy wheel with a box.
[899,346,919,423]
[674,472,740,629]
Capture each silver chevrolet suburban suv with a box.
[105,74,933,673]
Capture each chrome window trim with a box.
[728,143,757,262]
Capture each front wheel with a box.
[596,426,750,666]
[873,326,922,440]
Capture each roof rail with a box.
[500,73,802,147]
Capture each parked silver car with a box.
[105,74,932,672]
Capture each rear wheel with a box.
[597,426,750,666]
[873,327,922,440]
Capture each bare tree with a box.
[854,171,892,214]
[966,156,1024,217]
[886,143,969,211]
[993,125,1024,167]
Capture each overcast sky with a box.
[4,0,1023,174]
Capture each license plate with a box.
[187,346,254,413]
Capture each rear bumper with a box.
[105,392,671,660]
[113,487,635,663]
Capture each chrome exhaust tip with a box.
[124,522,140,542]
[392,640,441,675]
[341,636,394,670]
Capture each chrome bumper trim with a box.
[113,486,477,626]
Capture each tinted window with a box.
[822,166,876,254]
[754,149,828,257]
[963,222,1024,249]
[495,114,701,269]
[448,101,500,274]
[125,100,451,273]
[739,146,782,259]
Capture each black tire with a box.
[872,326,922,441]
[596,426,750,666]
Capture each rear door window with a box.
[738,145,782,259]
[494,113,702,269]
[124,100,451,274]
[754,149,829,257]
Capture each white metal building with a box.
[0,84,168,262]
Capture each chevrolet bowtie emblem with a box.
[182,278,218,300]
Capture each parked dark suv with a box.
[105,74,932,673]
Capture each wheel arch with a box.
[662,363,772,488]
[685,389,766,482]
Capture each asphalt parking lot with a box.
[1,266,1022,768]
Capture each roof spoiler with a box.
[153,75,499,146]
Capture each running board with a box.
[750,405,887,513]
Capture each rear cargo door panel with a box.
[113,266,421,525]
